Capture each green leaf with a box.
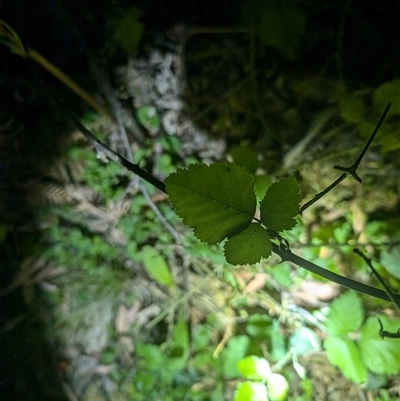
[380,244,400,279]
[255,175,272,202]
[260,177,300,231]
[192,324,212,352]
[222,335,252,379]
[234,381,269,401]
[338,93,366,123]
[141,246,174,288]
[324,337,367,383]
[359,316,400,375]
[266,373,289,401]
[110,7,144,55]
[373,80,400,115]
[324,291,364,336]
[269,320,287,362]
[136,343,165,370]
[224,223,272,265]
[236,356,271,381]
[270,263,291,287]
[136,105,161,131]
[229,145,260,174]
[168,312,189,371]
[166,163,257,244]
[246,314,272,340]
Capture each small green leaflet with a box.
[260,177,300,231]
[324,336,367,383]
[236,355,271,381]
[266,373,290,401]
[110,7,144,55]
[224,223,272,265]
[165,163,256,244]
[141,246,174,288]
[234,381,268,401]
[166,162,300,265]
[324,291,364,336]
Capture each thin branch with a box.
[299,103,391,213]
[299,173,347,214]
[272,243,400,304]
[139,182,181,242]
[67,114,166,193]
[101,82,181,243]
[333,102,392,180]
[353,248,400,310]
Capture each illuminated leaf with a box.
[324,337,367,383]
[255,175,272,202]
[224,223,272,265]
[338,93,366,123]
[260,177,300,231]
[165,163,256,244]
[324,291,364,336]
[234,381,269,401]
[380,244,400,279]
[236,356,271,381]
[373,80,400,115]
[136,105,160,131]
[266,374,289,401]
[359,316,400,375]
[141,246,174,288]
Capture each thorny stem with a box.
[300,103,391,213]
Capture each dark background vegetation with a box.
[0,0,399,400]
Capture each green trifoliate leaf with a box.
[165,163,256,244]
[224,223,272,265]
[234,381,269,401]
[236,356,271,381]
[266,373,289,401]
[260,177,300,231]
[359,316,400,375]
[324,336,367,383]
[324,291,364,336]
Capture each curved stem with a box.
[272,243,400,304]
